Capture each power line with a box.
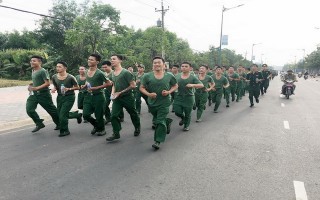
[134,0,156,9]
[0,5,63,20]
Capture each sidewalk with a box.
[0,85,78,132]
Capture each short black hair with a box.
[90,53,102,62]
[216,66,222,70]
[171,64,179,69]
[31,55,43,62]
[101,60,111,66]
[200,64,208,70]
[57,61,68,68]
[181,61,192,67]
[152,56,165,63]
[111,54,125,61]
[251,64,258,68]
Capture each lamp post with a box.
[218,4,244,66]
[251,43,262,62]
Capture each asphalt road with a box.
[0,76,319,200]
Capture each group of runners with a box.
[26,54,272,150]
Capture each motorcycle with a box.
[283,80,294,99]
[298,73,302,78]
[304,75,308,80]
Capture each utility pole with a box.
[155,0,169,59]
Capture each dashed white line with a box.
[283,121,290,130]
[294,181,308,200]
[281,103,285,107]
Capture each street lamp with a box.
[251,43,262,62]
[218,4,244,66]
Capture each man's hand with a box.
[186,84,194,88]
[149,92,157,99]
[162,90,170,96]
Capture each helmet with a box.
[287,69,293,72]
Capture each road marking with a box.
[281,103,285,107]
[284,121,290,129]
[0,122,54,136]
[294,181,308,200]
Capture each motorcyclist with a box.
[282,69,297,94]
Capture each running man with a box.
[211,66,229,113]
[26,55,60,132]
[174,62,204,131]
[83,54,112,136]
[194,65,214,122]
[51,61,82,137]
[140,56,178,150]
[106,54,141,142]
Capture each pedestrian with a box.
[260,64,272,95]
[194,65,214,122]
[246,64,263,107]
[227,66,240,102]
[211,66,229,113]
[26,55,60,133]
[82,53,112,136]
[135,64,149,114]
[173,62,204,131]
[169,64,179,112]
[51,61,82,137]
[106,54,141,142]
[75,66,87,122]
[140,56,178,150]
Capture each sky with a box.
[1,0,320,68]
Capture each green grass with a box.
[0,79,32,88]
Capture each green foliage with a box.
[0,49,48,79]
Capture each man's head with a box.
[251,64,258,72]
[171,64,179,74]
[180,62,192,73]
[30,55,43,68]
[101,60,112,73]
[152,56,165,72]
[287,69,293,75]
[110,54,124,67]
[228,66,234,73]
[56,61,68,73]
[137,64,145,73]
[127,66,134,73]
[78,66,86,75]
[199,65,208,74]
[88,53,101,67]
[215,66,222,74]
[262,64,268,70]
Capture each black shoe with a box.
[54,126,60,130]
[31,123,45,133]
[264,90,267,93]
[119,118,124,122]
[166,118,173,134]
[193,105,196,110]
[77,113,83,124]
[250,103,254,107]
[59,131,70,137]
[134,128,140,137]
[179,119,184,126]
[106,134,120,141]
[208,100,212,106]
[213,110,218,113]
[183,127,190,131]
[256,98,259,103]
[152,124,156,130]
[152,142,160,150]
[91,128,97,135]
[104,119,111,125]
[226,104,230,108]
[232,98,235,102]
[97,130,106,136]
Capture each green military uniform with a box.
[260,70,271,94]
[110,69,141,138]
[52,74,81,135]
[141,72,177,143]
[211,74,229,112]
[83,69,108,133]
[135,72,149,114]
[174,73,202,129]
[239,72,247,97]
[207,71,214,105]
[26,68,59,128]
[225,72,240,103]
[195,75,214,120]
[75,75,87,109]
[246,71,263,106]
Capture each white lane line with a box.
[284,121,290,130]
[294,181,308,200]
[281,103,285,107]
